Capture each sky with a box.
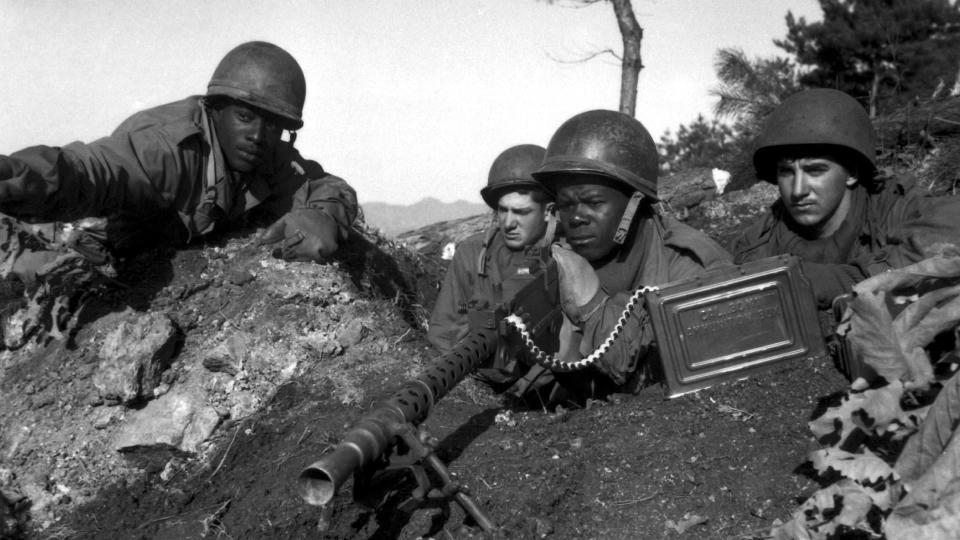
[0,0,821,205]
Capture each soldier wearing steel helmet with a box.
[0,41,357,282]
[428,144,557,387]
[732,88,960,309]
[533,110,731,399]
[0,41,357,346]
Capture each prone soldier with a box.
[0,41,358,343]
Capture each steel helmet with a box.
[533,109,659,200]
[754,88,876,182]
[207,41,306,129]
[480,144,547,208]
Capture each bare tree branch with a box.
[547,48,622,64]
[540,0,644,115]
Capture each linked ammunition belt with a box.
[504,285,658,372]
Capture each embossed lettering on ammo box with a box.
[646,255,825,398]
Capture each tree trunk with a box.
[611,0,643,116]
[870,66,880,118]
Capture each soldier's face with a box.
[554,175,630,262]
[211,101,284,173]
[496,191,552,250]
[776,156,856,238]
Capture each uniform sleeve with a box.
[427,246,475,353]
[571,249,721,388]
[857,194,960,275]
[568,289,655,387]
[731,214,774,265]
[0,131,183,221]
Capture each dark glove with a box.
[257,208,339,262]
[551,244,600,322]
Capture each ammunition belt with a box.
[505,285,657,372]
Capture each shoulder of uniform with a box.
[459,232,489,249]
[111,96,204,145]
[657,214,732,265]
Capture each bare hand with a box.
[551,243,600,321]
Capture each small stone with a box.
[202,356,239,376]
[337,319,367,348]
[28,390,54,409]
[93,412,115,430]
[0,468,15,487]
[227,268,255,286]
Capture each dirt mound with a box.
[1,120,955,538]
[0,181,831,540]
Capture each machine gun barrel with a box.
[298,326,499,506]
[298,253,559,509]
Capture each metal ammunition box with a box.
[646,255,826,398]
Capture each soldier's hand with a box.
[257,208,339,262]
[551,243,600,322]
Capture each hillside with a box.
[4,97,960,539]
[362,197,488,237]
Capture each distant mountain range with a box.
[362,197,488,236]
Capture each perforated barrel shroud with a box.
[646,255,827,398]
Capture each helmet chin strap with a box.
[613,191,644,244]
[288,130,298,148]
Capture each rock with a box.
[226,268,255,286]
[0,468,14,488]
[93,311,178,405]
[92,410,118,430]
[202,332,251,375]
[202,356,239,376]
[228,391,259,420]
[113,389,220,455]
[658,167,718,211]
[337,319,367,348]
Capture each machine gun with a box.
[297,251,827,530]
[297,248,561,531]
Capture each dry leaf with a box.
[896,371,960,487]
[886,479,960,540]
[810,447,897,483]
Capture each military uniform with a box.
[529,109,733,401]
[0,96,357,253]
[428,228,555,385]
[732,88,960,309]
[556,212,731,394]
[733,176,960,307]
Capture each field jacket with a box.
[0,96,357,244]
[429,226,561,384]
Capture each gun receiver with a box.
[298,251,560,525]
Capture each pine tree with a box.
[776,0,960,116]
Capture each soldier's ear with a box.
[845,175,858,188]
[544,202,557,220]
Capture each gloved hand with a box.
[257,208,339,262]
[551,243,600,322]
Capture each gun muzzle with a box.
[298,327,500,507]
[298,444,362,506]
[298,406,404,506]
